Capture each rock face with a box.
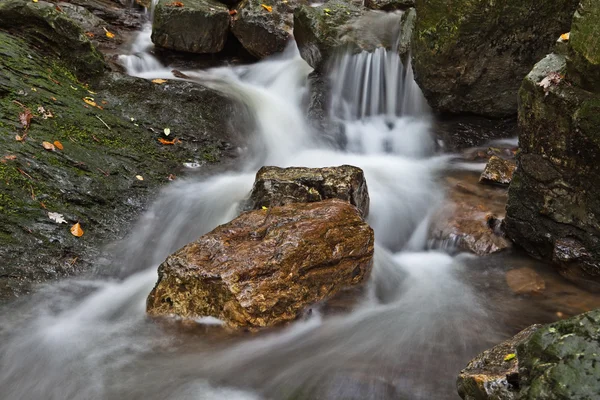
[457,324,541,400]
[517,309,600,400]
[152,0,230,54]
[479,156,516,186]
[231,0,300,58]
[505,0,600,290]
[147,199,374,328]
[243,165,369,217]
[411,0,580,117]
[365,0,413,11]
[0,0,107,80]
[567,0,600,92]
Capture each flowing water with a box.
[2,10,600,400]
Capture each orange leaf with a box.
[166,1,184,6]
[70,222,84,237]
[229,9,237,15]
[85,32,95,38]
[158,137,180,145]
[19,109,32,129]
[105,31,115,39]
[261,4,272,12]
[42,141,56,151]
[560,32,570,41]
[53,141,64,150]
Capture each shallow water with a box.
[1,17,600,400]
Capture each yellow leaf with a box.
[104,27,116,39]
[164,128,171,136]
[83,97,97,107]
[560,32,570,41]
[135,175,144,181]
[261,206,268,210]
[152,79,168,84]
[15,134,24,142]
[70,222,84,237]
[504,353,516,362]
[54,141,64,150]
[42,141,56,151]
[261,4,272,12]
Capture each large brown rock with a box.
[147,199,374,328]
[457,325,541,400]
[243,165,369,217]
[479,156,516,186]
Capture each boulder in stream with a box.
[411,0,580,117]
[147,199,374,328]
[505,0,600,290]
[479,156,516,186]
[231,0,302,58]
[243,165,369,217]
[152,0,230,54]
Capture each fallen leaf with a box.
[38,106,54,119]
[31,87,37,92]
[70,222,84,237]
[54,141,64,150]
[1,155,17,163]
[167,174,176,181]
[104,27,115,39]
[15,134,24,142]
[135,175,144,181]
[101,100,108,105]
[32,0,38,2]
[560,32,570,41]
[504,353,516,362]
[324,8,331,12]
[261,4,272,12]
[85,32,95,38]
[83,97,97,107]
[19,109,32,129]
[158,137,180,145]
[229,9,237,15]
[163,128,171,136]
[87,90,97,95]
[55,5,62,12]
[261,206,268,210]
[48,212,67,224]
[152,78,168,84]
[538,72,563,96]
[51,97,57,101]
[42,141,56,151]
[70,85,78,91]
[166,1,184,6]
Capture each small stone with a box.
[479,156,516,185]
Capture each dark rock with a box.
[152,0,230,54]
[517,309,600,399]
[505,40,600,289]
[457,324,541,400]
[365,0,413,12]
[243,165,369,217]
[0,0,107,81]
[412,0,580,117]
[231,0,303,58]
[479,156,516,186]
[146,199,374,328]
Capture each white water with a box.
[0,18,513,400]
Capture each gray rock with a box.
[231,0,304,58]
[244,165,369,218]
[457,325,541,400]
[152,0,230,54]
[411,0,579,117]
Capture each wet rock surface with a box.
[457,324,541,400]
[152,0,230,54]
[147,199,374,328]
[231,0,301,58]
[505,1,600,289]
[243,165,369,217]
[412,0,579,117]
[364,0,413,12]
[0,8,242,300]
[505,268,545,295]
[479,156,516,186]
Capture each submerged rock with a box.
[411,0,579,117]
[147,199,374,328]
[505,268,545,295]
[243,165,369,217]
[231,0,302,58]
[505,1,600,289]
[479,156,516,186]
[457,324,541,400]
[152,0,230,54]
[0,0,107,81]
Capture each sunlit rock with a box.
[147,199,374,328]
[479,156,516,186]
[243,165,369,217]
[151,0,229,54]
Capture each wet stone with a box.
[479,156,516,186]
[505,267,546,295]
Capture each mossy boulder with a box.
[151,0,230,54]
[411,0,579,117]
[567,0,600,92]
[147,199,374,328]
[0,31,241,300]
[0,0,107,81]
[517,309,600,399]
[231,0,304,58]
[505,52,600,289]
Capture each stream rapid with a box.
[1,9,599,400]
